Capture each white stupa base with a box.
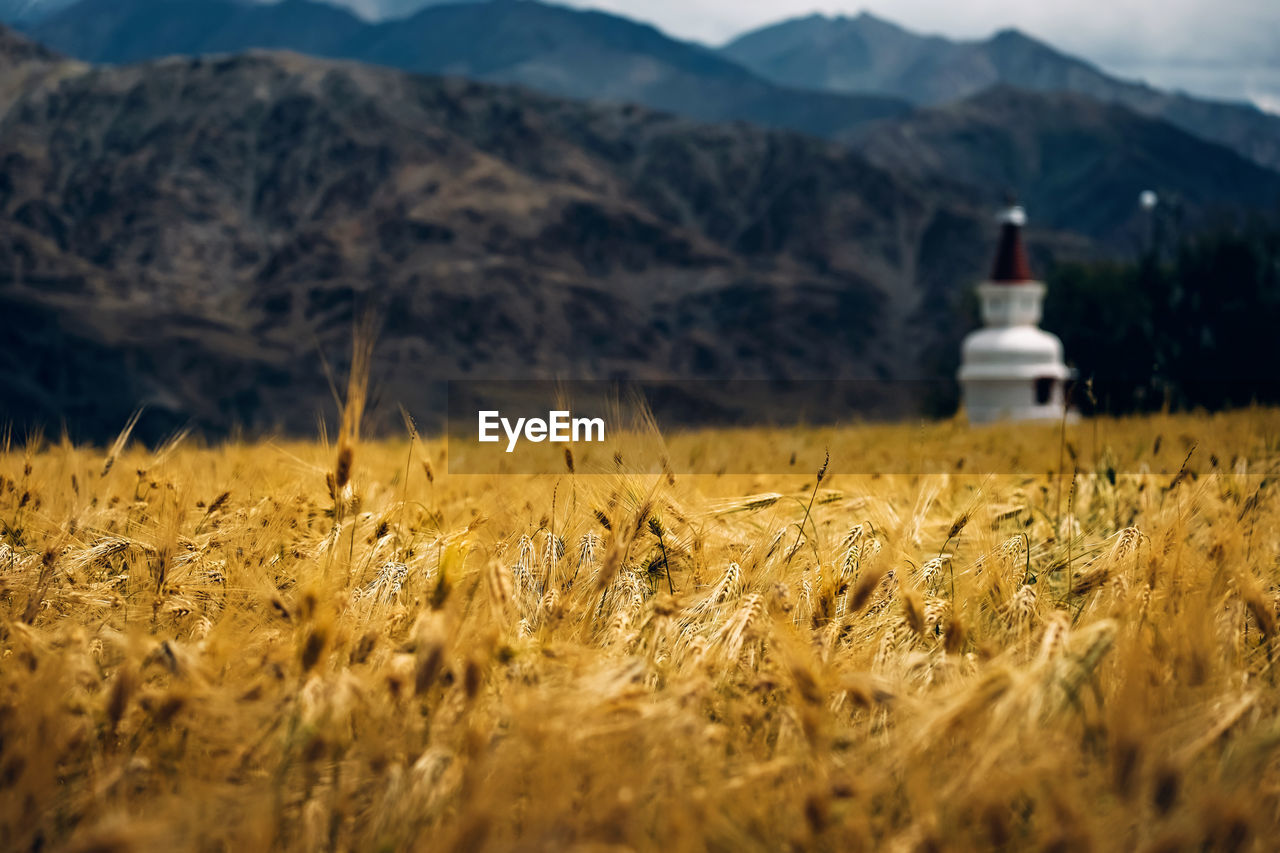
[963,402,1078,425]
[960,379,1076,425]
[958,319,1074,426]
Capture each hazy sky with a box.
[562,0,1280,108]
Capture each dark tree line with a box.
[1044,220,1280,413]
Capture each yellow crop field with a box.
[2,410,1280,851]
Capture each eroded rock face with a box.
[0,31,990,441]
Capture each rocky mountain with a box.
[0,20,73,111]
[852,87,1280,241]
[24,0,912,141]
[0,14,53,62]
[723,13,1280,173]
[723,12,958,101]
[0,25,1006,440]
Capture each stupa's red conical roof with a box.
[990,206,1034,284]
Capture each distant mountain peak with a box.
[852,10,896,26]
[990,27,1031,41]
[724,10,1280,172]
[985,27,1070,57]
[787,10,907,32]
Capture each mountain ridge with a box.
[23,0,1280,172]
[23,0,914,141]
[723,12,1280,172]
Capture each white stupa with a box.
[958,205,1072,424]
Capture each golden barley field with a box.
[3,409,1280,852]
